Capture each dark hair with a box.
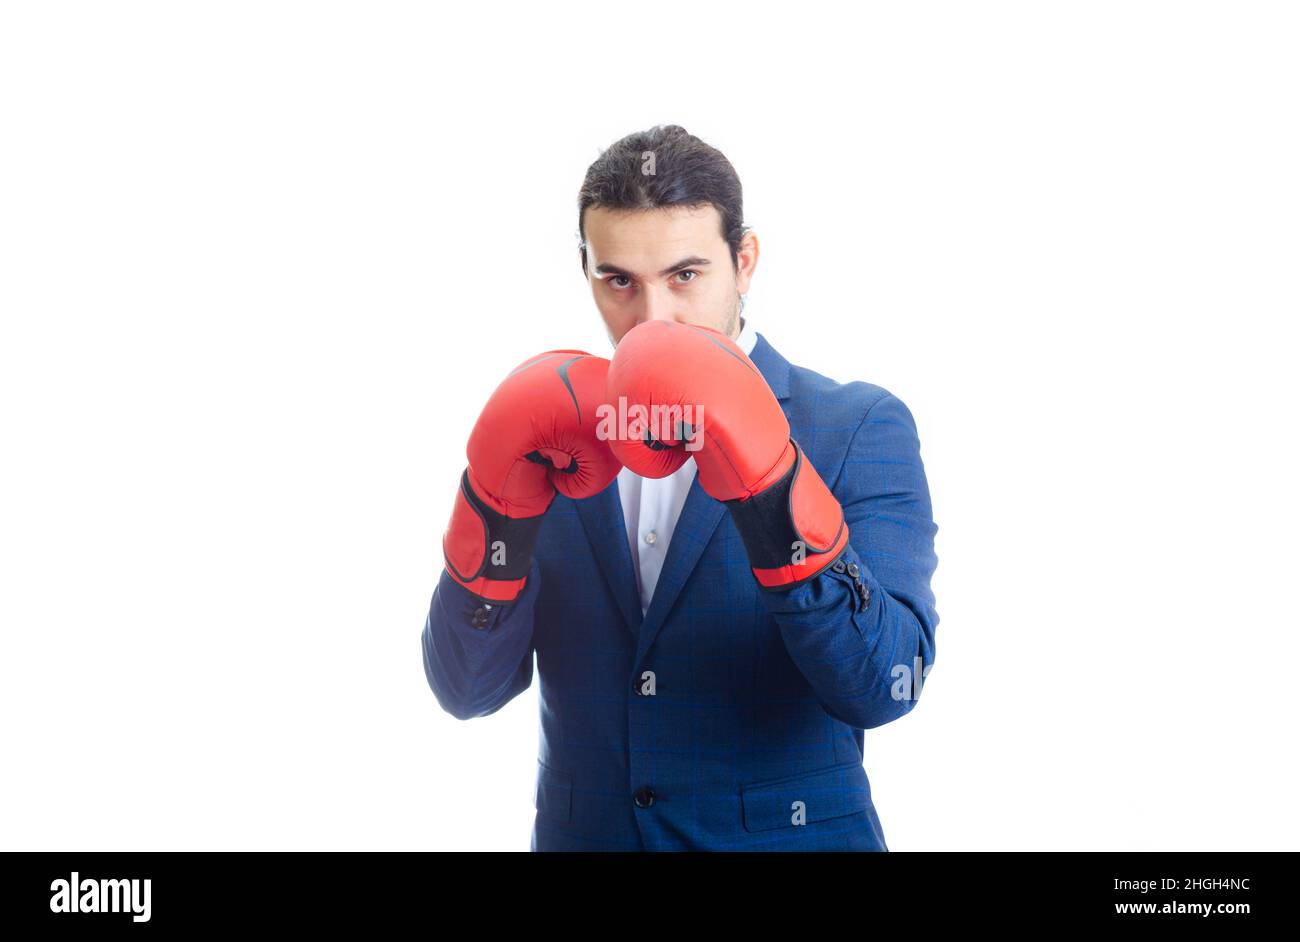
[577,124,748,277]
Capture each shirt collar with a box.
[734,315,757,355]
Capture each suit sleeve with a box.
[420,557,540,720]
[761,392,940,729]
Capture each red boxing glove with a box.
[443,350,622,602]
[605,321,848,588]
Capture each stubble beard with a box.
[721,292,740,340]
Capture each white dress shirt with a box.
[618,317,759,615]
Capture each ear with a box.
[735,228,759,294]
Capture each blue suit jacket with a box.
[421,332,940,851]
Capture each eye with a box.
[608,275,632,289]
[675,270,699,284]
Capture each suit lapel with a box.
[633,474,728,662]
[632,331,794,663]
[573,475,643,635]
[747,332,791,402]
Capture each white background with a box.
[2,1,1297,851]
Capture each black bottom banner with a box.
[0,850,1289,931]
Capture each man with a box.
[422,124,939,851]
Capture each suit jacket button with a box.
[831,559,847,573]
[633,786,656,808]
[847,562,860,578]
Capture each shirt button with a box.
[847,562,860,578]
[633,786,656,808]
[644,531,657,546]
[831,560,847,573]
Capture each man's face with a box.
[583,203,757,347]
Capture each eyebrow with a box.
[593,256,713,279]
